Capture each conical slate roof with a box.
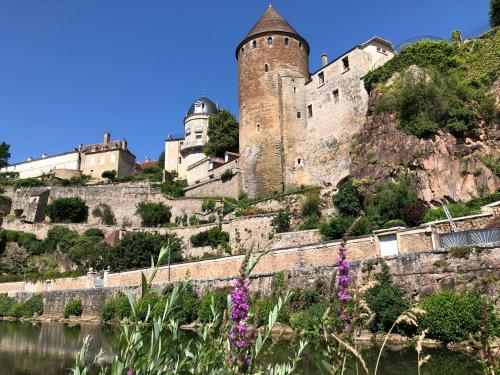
[236,5,309,58]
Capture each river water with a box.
[0,321,483,374]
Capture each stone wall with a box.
[8,183,205,227]
[6,246,499,316]
[184,166,242,199]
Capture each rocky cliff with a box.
[350,100,499,203]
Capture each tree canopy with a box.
[157,151,165,169]
[0,142,11,168]
[491,0,500,27]
[203,110,239,158]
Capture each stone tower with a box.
[236,5,309,196]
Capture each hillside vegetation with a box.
[349,27,500,203]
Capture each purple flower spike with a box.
[336,240,351,331]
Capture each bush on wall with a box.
[45,197,88,223]
[136,202,171,227]
[190,227,229,249]
[92,203,116,225]
[64,298,83,318]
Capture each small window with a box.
[241,47,244,55]
[293,86,296,93]
[299,42,302,49]
[318,72,324,85]
[252,40,257,48]
[307,105,313,118]
[342,56,349,70]
[284,37,289,45]
[297,158,303,165]
[382,48,387,53]
[178,157,182,164]
[267,37,272,45]
[297,112,301,119]
[256,123,261,133]
[264,64,268,72]
[333,89,339,103]
[376,46,381,52]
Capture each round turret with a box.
[236,5,309,196]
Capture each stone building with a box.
[1,132,137,181]
[164,97,237,185]
[79,132,136,179]
[0,151,81,179]
[236,5,395,196]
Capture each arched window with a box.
[267,37,273,45]
[264,64,269,72]
[241,47,244,55]
[256,123,261,133]
[285,38,289,46]
[252,40,257,48]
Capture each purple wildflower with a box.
[229,276,252,370]
[336,240,351,331]
[127,369,134,375]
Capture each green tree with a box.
[136,202,171,227]
[203,110,239,158]
[332,179,364,216]
[0,142,10,168]
[107,232,182,271]
[45,197,88,223]
[158,151,165,170]
[491,0,500,27]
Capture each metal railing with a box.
[439,227,500,249]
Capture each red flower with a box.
[246,209,256,216]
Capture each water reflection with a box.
[0,321,483,375]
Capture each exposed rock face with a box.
[350,92,499,203]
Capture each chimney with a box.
[321,52,328,67]
[27,156,33,162]
[41,153,47,159]
[103,132,111,144]
[122,140,128,150]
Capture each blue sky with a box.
[0,0,490,164]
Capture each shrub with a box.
[364,262,409,333]
[66,236,108,270]
[136,202,171,227]
[100,293,131,322]
[202,198,216,213]
[297,213,320,231]
[491,0,500,27]
[22,294,43,317]
[419,291,496,343]
[83,228,104,238]
[399,201,427,227]
[220,169,234,182]
[188,215,199,226]
[422,200,483,223]
[16,232,43,255]
[92,203,116,225]
[64,299,83,318]
[42,226,79,252]
[45,197,88,223]
[0,194,12,204]
[136,291,160,321]
[383,219,407,229]
[251,297,289,326]
[271,211,293,233]
[301,191,321,217]
[159,283,199,324]
[290,302,329,336]
[12,178,46,189]
[108,232,182,272]
[160,179,187,198]
[332,179,364,216]
[319,216,371,240]
[197,289,228,323]
[101,170,116,181]
[190,227,229,249]
[8,302,25,318]
[364,175,418,226]
[0,294,15,317]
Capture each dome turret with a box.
[186,97,219,118]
